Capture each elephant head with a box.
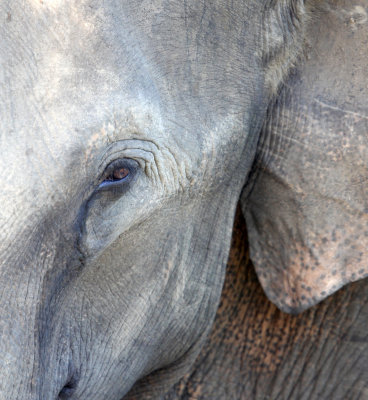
[1,0,366,399]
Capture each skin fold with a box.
[0,0,366,399]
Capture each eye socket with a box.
[98,158,139,190]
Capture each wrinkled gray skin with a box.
[0,1,268,399]
[1,0,367,399]
[243,0,368,314]
[163,3,368,399]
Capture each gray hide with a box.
[1,0,364,399]
[243,0,368,313]
[0,0,281,398]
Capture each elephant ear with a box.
[242,1,368,314]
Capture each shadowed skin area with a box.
[243,0,368,313]
[165,208,368,400]
[0,0,367,399]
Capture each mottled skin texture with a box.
[0,0,367,399]
[165,209,368,400]
[243,0,368,313]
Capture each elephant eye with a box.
[106,167,130,182]
[98,158,139,189]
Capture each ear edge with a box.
[243,192,368,314]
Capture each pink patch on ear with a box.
[247,213,368,314]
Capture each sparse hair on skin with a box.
[262,0,317,94]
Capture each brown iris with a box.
[113,167,130,180]
[105,167,130,182]
[100,158,138,188]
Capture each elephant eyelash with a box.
[98,158,139,190]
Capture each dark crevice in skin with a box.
[240,96,276,201]
[58,385,74,399]
[58,378,78,399]
[57,359,81,399]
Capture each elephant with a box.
[0,1,366,400]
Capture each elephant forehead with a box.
[0,1,263,205]
[1,0,263,125]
